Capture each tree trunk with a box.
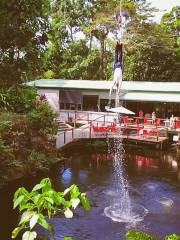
[89,34,93,50]
[69,26,73,41]
[100,38,105,80]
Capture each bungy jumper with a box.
[108,0,126,108]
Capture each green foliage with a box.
[27,150,51,173]
[124,23,177,81]
[125,229,157,240]
[0,0,179,84]
[0,110,62,183]
[57,40,103,80]
[12,178,90,239]
[126,230,180,240]
[43,70,55,79]
[0,87,37,113]
[27,102,58,135]
[165,234,180,240]
[0,0,51,87]
[0,87,62,186]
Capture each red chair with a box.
[123,116,130,125]
[148,129,158,136]
[143,129,149,137]
[111,124,118,132]
[137,126,144,136]
[144,117,149,124]
[135,118,139,124]
[175,121,180,129]
[132,118,139,124]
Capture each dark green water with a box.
[1,147,180,240]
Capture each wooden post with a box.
[87,112,89,123]
[72,128,74,140]
[90,123,92,139]
[157,130,159,142]
[74,110,76,128]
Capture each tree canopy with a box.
[0,0,179,87]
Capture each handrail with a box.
[59,110,180,130]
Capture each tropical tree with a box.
[124,23,177,81]
[0,0,50,87]
[161,6,180,81]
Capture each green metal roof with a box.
[120,92,180,103]
[26,79,180,93]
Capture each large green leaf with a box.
[40,178,52,191]
[30,214,39,229]
[71,198,80,209]
[19,211,34,225]
[22,231,37,240]
[64,208,73,218]
[70,185,80,199]
[32,183,45,192]
[38,214,50,230]
[13,195,25,209]
[80,193,90,211]
[44,197,54,205]
[12,225,24,239]
[53,192,65,205]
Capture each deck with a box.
[56,110,179,149]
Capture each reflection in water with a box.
[89,150,180,179]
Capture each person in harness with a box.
[108,41,123,107]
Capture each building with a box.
[26,79,180,117]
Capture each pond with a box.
[40,146,180,240]
[1,146,180,240]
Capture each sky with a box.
[148,0,180,22]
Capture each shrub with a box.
[26,150,61,175]
[0,110,61,186]
[125,229,157,240]
[165,234,180,240]
[0,86,37,113]
[0,87,62,186]
[27,102,58,135]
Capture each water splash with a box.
[104,118,148,223]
